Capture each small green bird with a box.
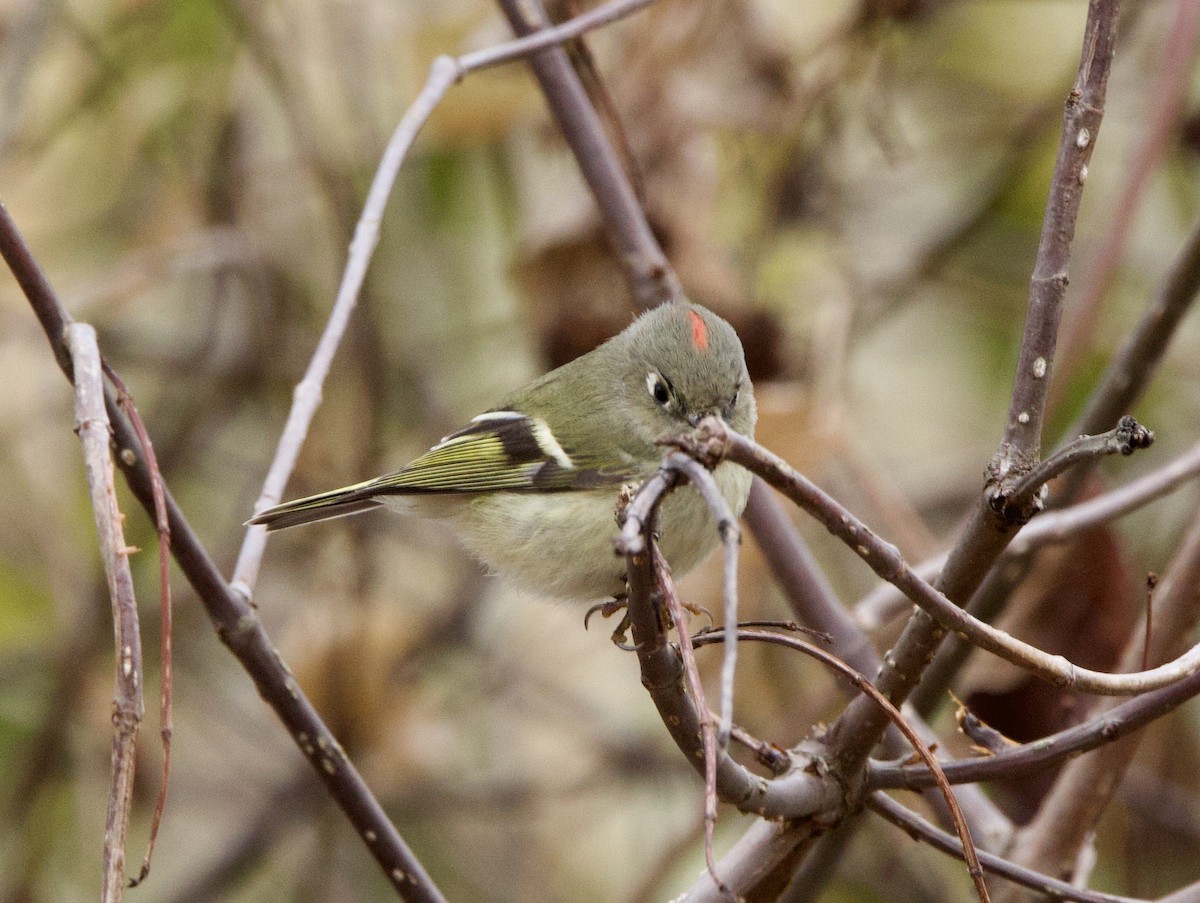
[249,302,756,602]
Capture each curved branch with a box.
[867,794,1141,903]
[870,661,1200,790]
[618,468,841,823]
[691,629,989,903]
[233,0,663,600]
[699,419,1200,697]
[0,205,447,903]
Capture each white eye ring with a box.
[646,371,672,408]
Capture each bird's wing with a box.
[366,410,638,494]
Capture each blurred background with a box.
[3,0,1200,900]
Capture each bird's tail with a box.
[248,484,384,531]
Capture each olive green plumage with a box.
[250,301,756,601]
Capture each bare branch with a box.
[104,364,173,888]
[692,628,990,903]
[700,418,1200,696]
[826,0,1124,778]
[494,0,682,310]
[618,474,842,822]
[994,416,1153,524]
[0,204,448,903]
[65,323,144,903]
[234,0,660,600]
[858,438,1200,627]
[870,664,1200,790]
[745,478,882,676]
[1001,0,1120,467]
[662,452,741,747]
[459,0,656,73]
[867,794,1141,903]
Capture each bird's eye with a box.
[646,371,673,408]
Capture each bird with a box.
[249,301,756,602]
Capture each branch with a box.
[1000,0,1119,467]
[661,452,742,747]
[617,470,841,823]
[827,0,1123,773]
[65,324,144,902]
[744,478,883,676]
[691,629,990,903]
[494,0,682,310]
[699,418,1200,696]
[869,663,1200,790]
[867,794,1141,903]
[0,204,447,903]
[856,438,1200,628]
[233,0,661,600]
[105,364,173,887]
[993,415,1153,524]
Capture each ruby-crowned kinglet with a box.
[249,301,756,601]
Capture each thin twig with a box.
[459,0,656,73]
[0,204,448,903]
[618,478,842,821]
[1012,440,1200,551]
[692,628,989,903]
[66,324,144,903]
[699,418,1200,696]
[859,438,1200,625]
[657,550,725,896]
[867,794,1140,903]
[233,0,660,600]
[231,56,457,598]
[869,662,1200,790]
[664,452,741,747]
[996,415,1153,522]
[1000,0,1119,469]
[103,363,173,887]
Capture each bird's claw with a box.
[584,596,638,650]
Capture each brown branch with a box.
[1050,0,1200,419]
[867,794,1141,903]
[104,363,173,888]
[744,478,883,677]
[494,0,682,310]
[857,438,1200,629]
[661,452,742,746]
[65,323,144,903]
[697,419,1193,696]
[618,472,842,822]
[870,662,1200,791]
[822,0,1124,783]
[691,628,990,903]
[1001,0,1119,467]
[0,205,447,903]
[994,415,1153,524]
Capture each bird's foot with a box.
[584,596,637,650]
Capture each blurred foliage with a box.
[2,0,1200,901]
